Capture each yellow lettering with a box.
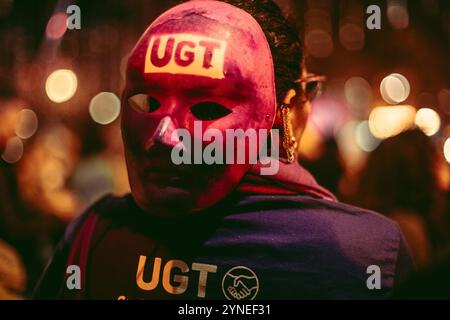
[162,259,189,294]
[136,255,161,291]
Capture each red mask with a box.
[122,0,276,216]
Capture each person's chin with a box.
[136,185,198,218]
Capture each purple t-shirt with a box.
[33,193,414,299]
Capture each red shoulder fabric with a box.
[64,214,99,299]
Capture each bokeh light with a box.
[304,5,334,59]
[45,69,78,103]
[344,77,373,117]
[380,73,410,105]
[438,89,450,115]
[0,0,14,18]
[336,121,366,171]
[89,92,121,125]
[15,109,38,139]
[415,108,441,136]
[120,54,129,80]
[298,120,323,160]
[305,29,334,58]
[368,105,416,139]
[1,137,23,164]
[339,23,365,51]
[45,13,67,40]
[387,0,409,30]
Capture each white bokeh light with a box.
[415,108,441,136]
[15,109,38,139]
[45,69,78,103]
[89,92,121,125]
[444,138,450,163]
[2,137,24,164]
[380,73,410,105]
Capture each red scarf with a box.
[237,158,337,202]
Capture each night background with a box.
[0,0,449,298]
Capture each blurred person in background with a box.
[72,121,130,212]
[357,129,448,268]
[34,0,413,300]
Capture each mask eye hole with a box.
[190,102,231,121]
[128,94,161,113]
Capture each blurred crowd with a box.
[0,77,130,298]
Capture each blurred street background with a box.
[0,0,449,298]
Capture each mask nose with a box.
[145,116,186,152]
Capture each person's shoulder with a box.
[233,194,404,252]
[312,197,405,244]
[307,196,401,233]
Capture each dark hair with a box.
[222,0,303,104]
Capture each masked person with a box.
[33,0,414,300]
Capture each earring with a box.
[280,89,297,163]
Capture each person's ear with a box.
[279,83,313,163]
